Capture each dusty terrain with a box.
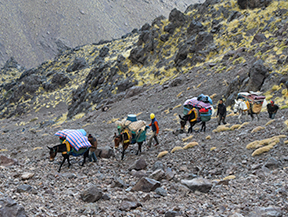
[1,79,288,216]
[1,0,288,216]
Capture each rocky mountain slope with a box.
[1,0,288,216]
[0,0,196,68]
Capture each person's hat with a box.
[150,113,155,119]
[271,100,274,104]
[88,134,92,138]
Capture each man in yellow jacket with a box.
[147,113,159,148]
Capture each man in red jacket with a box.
[147,113,159,148]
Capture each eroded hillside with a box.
[0,0,195,68]
[1,0,288,124]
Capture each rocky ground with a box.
[1,0,288,216]
[1,79,288,217]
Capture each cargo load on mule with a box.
[236,91,266,113]
[183,94,213,122]
[115,115,147,144]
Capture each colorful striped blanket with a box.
[55,129,91,151]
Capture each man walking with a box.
[148,113,159,148]
[267,100,279,119]
[217,99,227,125]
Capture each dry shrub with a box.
[230,124,241,130]
[265,119,275,126]
[284,140,288,144]
[238,122,250,129]
[183,142,198,150]
[157,151,168,158]
[212,125,230,133]
[210,147,216,151]
[171,146,183,153]
[182,135,193,142]
[206,135,211,140]
[246,136,280,149]
[223,175,236,180]
[210,93,217,99]
[251,126,265,133]
[251,144,275,156]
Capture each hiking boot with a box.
[154,143,159,146]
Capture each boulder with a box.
[149,169,165,181]
[66,57,87,72]
[80,185,103,203]
[237,0,272,9]
[119,200,142,211]
[264,157,282,170]
[97,146,114,159]
[168,8,186,27]
[111,177,127,188]
[0,155,17,166]
[50,72,70,86]
[132,177,161,192]
[181,177,212,193]
[0,197,27,217]
[16,184,32,193]
[21,172,34,180]
[245,60,268,92]
[155,187,167,197]
[251,33,267,45]
[152,161,164,171]
[129,158,147,171]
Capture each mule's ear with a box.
[179,115,182,120]
[234,99,237,103]
[114,132,117,138]
[47,146,51,150]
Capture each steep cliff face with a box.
[0,0,197,68]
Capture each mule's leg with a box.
[67,155,71,168]
[256,113,260,121]
[238,112,242,124]
[136,142,143,155]
[202,122,206,132]
[81,151,88,166]
[188,122,196,133]
[58,155,67,172]
[121,143,128,160]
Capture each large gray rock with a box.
[98,146,115,159]
[0,155,18,166]
[181,177,212,193]
[264,157,282,170]
[80,185,103,203]
[119,200,142,211]
[129,158,147,171]
[132,177,161,192]
[245,60,269,92]
[0,197,27,217]
[149,169,165,181]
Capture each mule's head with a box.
[179,115,186,130]
[233,99,241,113]
[114,133,121,149]
[47,146,57,162]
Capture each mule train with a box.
[233,92,267,123]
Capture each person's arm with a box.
[155,121,159,134]
[224,106,227,116]
[216,104,219,116]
